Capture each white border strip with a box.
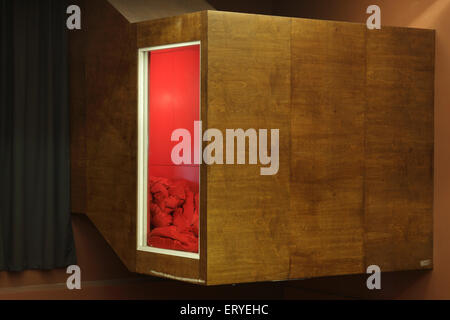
[137,41,201,260]
[139,41,201,53]
[149,270,205,284]
[137,245,199,259]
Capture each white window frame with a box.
[137,41,201,259]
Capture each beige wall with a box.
[273,0,450,300]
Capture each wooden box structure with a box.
[70,2,434,285]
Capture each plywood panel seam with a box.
[288,16,293,280]
[362,27,368,271]
[201,10,208,284]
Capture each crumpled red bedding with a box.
[147,176,199,253]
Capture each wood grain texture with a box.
[136,252,202,283]
[70,6,434,285]
[136,11,205,48]
[199,13,209,284]
[81,0,138,271]
[205,11,434,285]
[289,19,367,279]
[206,11,292,284]
[364,27,434,271]
[136,11,208,282]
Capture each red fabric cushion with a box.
[148,176,199,253]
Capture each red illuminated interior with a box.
[147,44,200,253]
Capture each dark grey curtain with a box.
[0,0,76,271]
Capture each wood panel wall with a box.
[289,18,367,279]
[206,11,293,284]
[70,0,138,271]
[206,11,434,285]
[364,27,434,270]
[135,11,208,282]
[70,7,434,285]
